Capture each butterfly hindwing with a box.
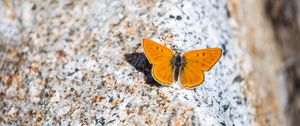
[179,63,205,88]
[143,39,174,85]
[152,61,174,85]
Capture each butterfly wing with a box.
[183,48,222,71]
[143,39,174,64]
[179,63,205,88]
[142,39,175,85]
[152,60,174,84]
[180,48,222,88]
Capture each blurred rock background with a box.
[266,0,300,125]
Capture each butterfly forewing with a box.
[143,39,175,85]
[183,48,222,71]
[143,39,174,64]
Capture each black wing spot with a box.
[156,47,159,50]
[202,53,205,56]
[197,54,199,56]
[161,49,163,52]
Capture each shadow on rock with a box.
[124,52,162,87]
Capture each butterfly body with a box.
[171,53,183,82]
[143,39,222,89]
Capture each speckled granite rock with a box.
[0,0,285,125]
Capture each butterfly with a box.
[142,39,222,88]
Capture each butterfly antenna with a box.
[182,41,201,51]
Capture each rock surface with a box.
[0,0,285,125]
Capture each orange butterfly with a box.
[142,39,222,88]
